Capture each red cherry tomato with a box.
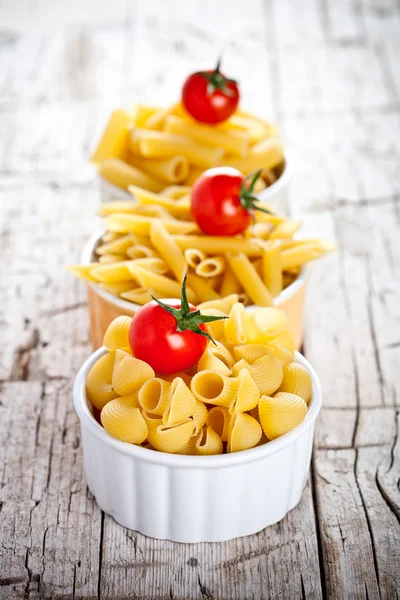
[182,60,239,124]
[129,300,208,374]
[191,167,267,236]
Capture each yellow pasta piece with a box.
[251,222,274,239]
[86,351,117,410]
[192,400,208,435]
[187,274,221,303]
[138,378,171,415]
[103,213,196,236]
[163,377,197,427]
[198,341,234,376]
[143,415,195,453]
[180,426,223,456]
[262,240,282,298]
[185,166,205,185]
[268,329,295,368]
[101,231,121,242]
[184,248,206,269]
[130,129,224,168]
[233,344,270,363]
[101,397,148,444]
[127,257,168,275]
[91,109,131,164]
[228,412,262,453]
[126,245,158,259]
[99,158,165,193]
[195,256,226,278]
[269,220,302,240]
[233,351,283,395]
[120,287,154,305]
[127,185,192,219]
[112,350,155,396]
[126,153,189,183]
[162,185,192,199]
[278,363,312,405]
[66,264,98,282]
[191,371,238,407]
[197,294,239,314]
[173,235,262,257]
[99,281,137,296]
[131,104,158,127]
[200,308,227,340]
[226,253,272,306]
[249,307,287,341]
[98,254,126,264]
[150,219,186,281]
[258,392,308,440]
[281,243,323,270]
[224,303,248,345]
[95,235,135,256]
[127,264,197,304]
[103,316,132,352]
[164,115,249,157]
[220,139,284,174]
[220,266,241,297]
[207,406,231,442]
[144,102,182,130]
[231,368,260,414]
[98,202,168,218]
[90,261,136,283]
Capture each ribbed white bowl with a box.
[97,150,294,214]
[74,349,321,543]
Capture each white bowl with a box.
[97,150,294,214]
[74,349,322,543]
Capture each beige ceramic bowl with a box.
[82,230,308,350]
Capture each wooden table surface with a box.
[1,1,399,598]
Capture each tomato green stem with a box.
[197,57,237,98]
[151,274,228,345]
[239,170,274,216]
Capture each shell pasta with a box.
[86,303,313,455]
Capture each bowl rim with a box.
[97,148,294,205]
[81,227,308,314]
[74,348,322,469]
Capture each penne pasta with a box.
[173,236,262,257]
[130,129,224,168]
[127,264,197,304]
[128,185,192,219]
[184,248,206,269]
[150,219,187,281]
[195,256,226,278]
[99,158,165,193]
[91,109,131,164]
[226,253,273,306]
[262,240,282,298]
[164,115,249,157]
[104,213,197,236]
[126,153,189,183]
[220,139,284,174]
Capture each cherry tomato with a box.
[182,59,239,124]
[129,276,226,374]
[191,167,268,236]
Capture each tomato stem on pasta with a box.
[151,274,228,345]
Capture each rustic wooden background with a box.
[0,0,399,598]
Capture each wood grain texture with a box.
[0,0,399,598]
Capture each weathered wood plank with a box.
[99,479,323,600]
[0,380,101,600]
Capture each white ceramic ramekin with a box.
[97,150,294,214]
[82,229,308,351]
[74,349,321,543]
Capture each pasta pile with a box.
[91,102,285,193]
[86,300,312,455]
[69,190,334,306]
